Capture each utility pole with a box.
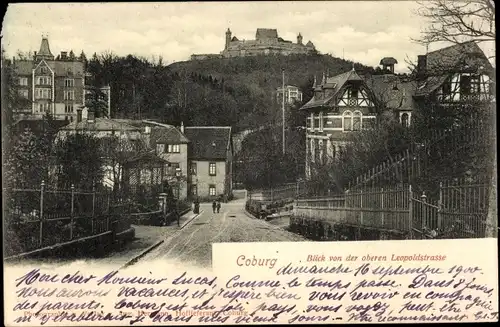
[282,69,285,155]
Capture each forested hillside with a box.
[86,53,374,132]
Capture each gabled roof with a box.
[183,127,232,161]
[306,40,315,48]
[415,41,492,97]
[300,69,364,110]
[256,28,278,39]
[13,59,84,76]
[150,125,189,144]
[60,118,141,131]
[425,41,493,74]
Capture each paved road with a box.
[140,197,305,268]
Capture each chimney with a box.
[417,55,427,78]
[180,121,185,133]
[76,108,82,123]
[87,110,95,123]
[60,51,68,60]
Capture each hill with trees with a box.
[85,52,375,132]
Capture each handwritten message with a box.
[4,239,498,325]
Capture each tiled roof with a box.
[13,59,84,76]
[425,41,493,74]
[183,127,232,160]
[366,75,417,111]
[414,75,449,97]
[415,41,492,97]
[150,125,189,144]
[300,69,364,110]
[256,28,278,39]
[60,118,141,131]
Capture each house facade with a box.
[412,41,493,107]
[300,41,493,180]
[276,85,303,105]
[183,127,233,200]
[13,37,86,122]
[300,68,379,177]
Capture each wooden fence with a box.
[348,115,489,191]
[294,180,490,239]
[248,181,308,202]
[4,181,133,257]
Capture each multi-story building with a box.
[191,28,316,60]
[183,127,233,200]
[13,37,86,121]
[300,41,493,179]
[276,85,303,105]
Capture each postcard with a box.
[2,1,497,325]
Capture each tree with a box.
[85,86,109,118]
[415,0,495,56]
[53,133,105,190]
[99,133,149,194]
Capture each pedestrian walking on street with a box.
[216,200,221,213]
[212,200,217,213]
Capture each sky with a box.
[1,2,495,73]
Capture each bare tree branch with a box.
[414,0,495,57]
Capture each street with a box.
[137,196,306,268]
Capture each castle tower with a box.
[297,33,303,45]
[225,28,232,50]
[35,35,55,61]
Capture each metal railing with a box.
[4,181,132,257]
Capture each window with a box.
[36,88,50,99]
[37,103,50,113]
[401,113,409,128]
[191,184,198,196]
[64,103,74,113]
[209,162,216,176]
[353,111,362,131]
[19,77,28,86]
[167,144,180,153]
[190,162,197,175]
[18,90,28,98]
[37,76,51,85]
[209,185,216,196]
[64,90,75,100]
[343,111,353,131]
[167,163,180,176]
[156,143,165,154]
[65,79,74,87]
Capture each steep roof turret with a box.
[36,36,54,61]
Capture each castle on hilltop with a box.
[191,28,317,60]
